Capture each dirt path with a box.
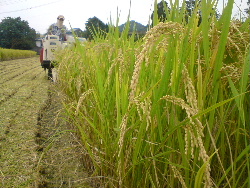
[0,57,91,187]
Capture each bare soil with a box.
[0,57,91,187]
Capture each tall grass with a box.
[56,0,250,187]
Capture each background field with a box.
[0,48,36,61]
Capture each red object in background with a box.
[40,48,43,63]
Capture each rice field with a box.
[0,48,36,61]
[55,0,250,187]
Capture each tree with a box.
[151,0,200,26]
[185,0,220,25]
[184,0,202,25]
[0,17,36,50]
[245,0,250,16]
[73,28,84,37]
[151,1,169,26]
[84,17,109,40]
[151,0,219,27]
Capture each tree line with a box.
[0,17,37,50]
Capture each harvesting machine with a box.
[39,15,66,80]
[37,15,87,80]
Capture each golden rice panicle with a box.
[181,67,212,187]
[171,165,188,188]
[117,113,129,187]
[129,22,184,102]
[184,126,196,158]
[129,51,144,101]
[162,57,213,183]
[182,66,198,112]
[118,113,129,158]
[161,95,191,115]
[75,89,93,116]
[161,95,212,186]
[226,20,250,60]
[117,49,126,86]
[106,59,118,87]
[134,93,152,129]
[220,21,250,86]
[133,95,143,121]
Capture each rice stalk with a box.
[55,0,250,187]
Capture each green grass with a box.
[0,48,36,61]
[56,0,250,187]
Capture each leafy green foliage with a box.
[151,0,169,26]
[0,17,36,50]
[118,20,147,41]
[184,0,202,25]
[84,16,109,40]
[71,28,84,37]
[245,0,250,16]
[151,0,219,26]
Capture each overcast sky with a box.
[0,0,248,34]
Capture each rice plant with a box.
[0,48,36,61]
[56,0,250,187]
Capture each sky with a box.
[0,0,248,34]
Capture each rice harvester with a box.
[39,15,66,79]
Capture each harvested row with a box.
[0,57,92,187]
[0,57,49,187]
[0,58,43,85]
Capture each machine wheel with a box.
[48,68,53,80]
